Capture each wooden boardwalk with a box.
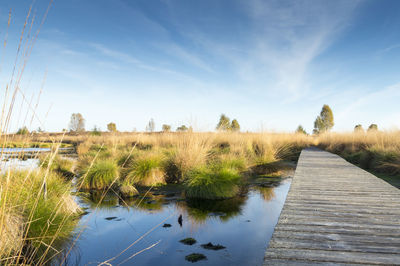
[264,148,400,265]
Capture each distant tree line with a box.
[65,110,380,135]
[295,105,379,135]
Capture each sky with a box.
[0,0,400,133]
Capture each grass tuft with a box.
[80,160,119,190]
[126,154,165,186]
[184,162,241,200]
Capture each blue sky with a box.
[1,0,400,132]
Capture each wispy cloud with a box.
[90,43,142,65]
[377,43,400,55]
[158,0,361,102]
[336,82,400,128]
[240,0,360,101]
[158,43,215,73]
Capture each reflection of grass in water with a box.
[122,196,165,212]
[179,196,246,223]
[81,191,119,209]
[81,188,167,213]
[117,194,164,211]
[255,186,276,201]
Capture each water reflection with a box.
[179,196,247,223]
[255,186,276,201]
[66,177,291,266]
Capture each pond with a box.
[62,179,291,266]
[0,147,75,172]
[1,150,292,265]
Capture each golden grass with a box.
[317,131,400,175]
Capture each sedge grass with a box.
[184,162,242,200]
[79,160,119,190]
[126,153,166,186]
[0,170,80,264]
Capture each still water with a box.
[0,149,291,265]
[64,179,291,266]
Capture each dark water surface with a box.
[64,179,291,266]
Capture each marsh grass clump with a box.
[184,162,242,200]
[80,160,119,190]
[39,154,75,178]
[167,133,213,181]
[249,140,279,166]
[126,153,166,186]
[213,155,247,172]
[0,170,80,264]
[119,184,139,198]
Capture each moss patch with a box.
[185,253,207,263]
[201,242,226,250]
[179,237,197,245]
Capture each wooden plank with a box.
[264,148,400,265]
[265,248,400,264]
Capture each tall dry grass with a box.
[0,2,84,264]
[317,131,400,175]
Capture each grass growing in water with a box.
[126,154,166,186]
[0,170,80,264]
[80,160,119,190]
[39,154,75,178]
[185,162,242,200]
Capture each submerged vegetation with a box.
[185,253,207,263]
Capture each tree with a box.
[162,124,171,132]
[90,125,101,136]
[216,114,231,131]
[69,113,85,132]
[231,119,240,132]
[354,124,364,133]
[146,118,155,132]
[176,125,188,132]
[313,104,334,134]
[107,122,117,132]
[295,125,307,135]
[368,124,378,132]
[16,126,29,135]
